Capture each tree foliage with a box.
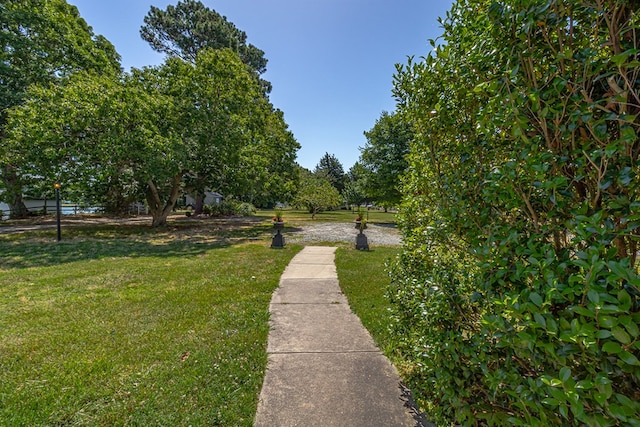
[7,70,181,220]
[0,0,120,217]
[233,109,300,207]
[163,49,298,212]
[157,48,266,218]
[314,152,346,193]
[140,1,294,211]
[360,111,411,208]
[7,49,298,226]
[294,168,342,219]
[343,162,369,207]
[140,0,267,74]
[0,0,120,116]
[391,0,640,425]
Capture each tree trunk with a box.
[1,164,29,219]
[194,192,204,215]
[146,173,183,227]
[105,167,135,216]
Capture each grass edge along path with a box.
[0,229,302,426]
[335,246,402,359]
[336,246,429,412]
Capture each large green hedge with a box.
[391,0,639,425]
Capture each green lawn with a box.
[335,246,401,355]
[0,216,401,426]
[0,220,301,426]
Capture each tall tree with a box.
[141,1,297,210]
[158,48,267,217]
[314,152,346,193]
[140,0,267,73]
[0,0,120,218]
[360,111,411,209]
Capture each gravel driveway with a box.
[287,222,401,246]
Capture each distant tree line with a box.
[295,114,412,217]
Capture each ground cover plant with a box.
[0,220,301,426]
[391,1,639,425]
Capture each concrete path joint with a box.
[254,246,431,427]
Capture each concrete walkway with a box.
[254,246,429,427]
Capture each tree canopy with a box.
[0,0,121,217]
[233,108,300,207]
[314,152,346,194]
[7,48,299,226]
[342,162,369,208]
[2,1,298,224]
[7,69,180,220]
[360,111,411,208]
[0,0,120,117]
[140,0,267,74]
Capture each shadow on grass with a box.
[372,223,398,228]
[281,226,304,234]
[0,219,274,270]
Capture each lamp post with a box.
[54,182,61,241]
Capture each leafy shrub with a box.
[237,202,256,216]
[206,200,256,217]
[391,1,640,425]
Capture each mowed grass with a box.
[335,246,400,356]
[0,220,301,426]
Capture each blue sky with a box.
[67,0,453,171]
